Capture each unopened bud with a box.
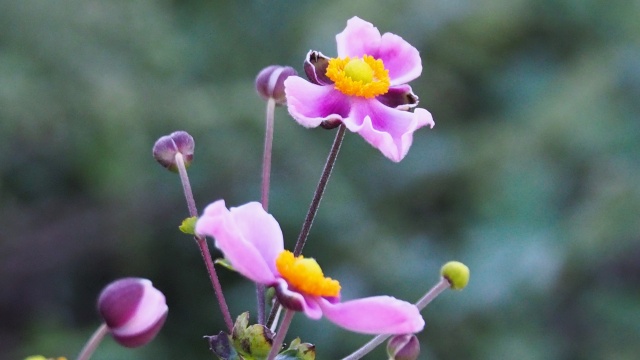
[98,278,168,348]
[387,334,420,360]
[255,65,297,105]
[440,261,470,290]
[152,131,195,172]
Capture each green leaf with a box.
[178,216,198,235]
[215,258,236,271]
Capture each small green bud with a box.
[440,261,470,290]
[152,131,194,172]
[179,216,198,235]
[387,334,420,360]
[231,312,274,358]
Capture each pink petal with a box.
[195,200,281,284]
[318,296,425,335]
[275,279,323,320]
[378,32,422,86]
[342,99,434,162]
[377,84,419,111]
[336,17,382,58]
[284,76,351,128]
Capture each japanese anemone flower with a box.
[284,16,434,162]
[195,200,425,335]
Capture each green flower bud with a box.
[440,261,470,290]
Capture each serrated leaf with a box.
[179,216,198,235]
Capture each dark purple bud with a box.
[255,65,297,105]
[304,50,333,86]
[387,334,420,360]
[98,278,168,348]
[152,131,195,172]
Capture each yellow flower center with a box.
[326,55,390,98]
[275,250,341,297]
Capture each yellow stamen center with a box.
[275,250,341,297]
[326,55,390,98]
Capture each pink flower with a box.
[284,17,434,162]
[195,200,425,335]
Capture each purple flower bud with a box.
[255,65,297,105]
[98,278,168,348]
[387,334,420,360]
[152,131,195,172]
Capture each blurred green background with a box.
[1,0,639,359]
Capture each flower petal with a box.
[284,76,351,128]
[195,200,281,284]
[303,50,333,86]
[342,99,434,162]
[336,17,381,58]
[377,84,419,111]
[318,296,425,334]
[377,32,422,86]
[275,279,323,320]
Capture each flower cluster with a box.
[64,16,468,360]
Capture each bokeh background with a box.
[2,0,639,359]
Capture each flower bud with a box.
[440,261,470,290]
[152,131,195,172]
[98,278,168,348]
[387,334,420,360]
[255,65,297,105]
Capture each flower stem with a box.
[341,278,451,360]
[266,125,346,328]
[415,277,450,311]
[257,97,276,325]
[76,323,108,360]
[293,124,346,256]
[261,97,276,211]
[267,309,295,360]
[175,153,197,218]
[174,153,234,333]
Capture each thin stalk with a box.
[415,277,450,311]
[341,278,451,360]
[266,125,347,327]
[175,153,197,217]
[257,97,276,325]
[267,309,295,360]
[261,97,276,210]
[293,124,346,256]
[175,153,234,332]
[76,323,108,360]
